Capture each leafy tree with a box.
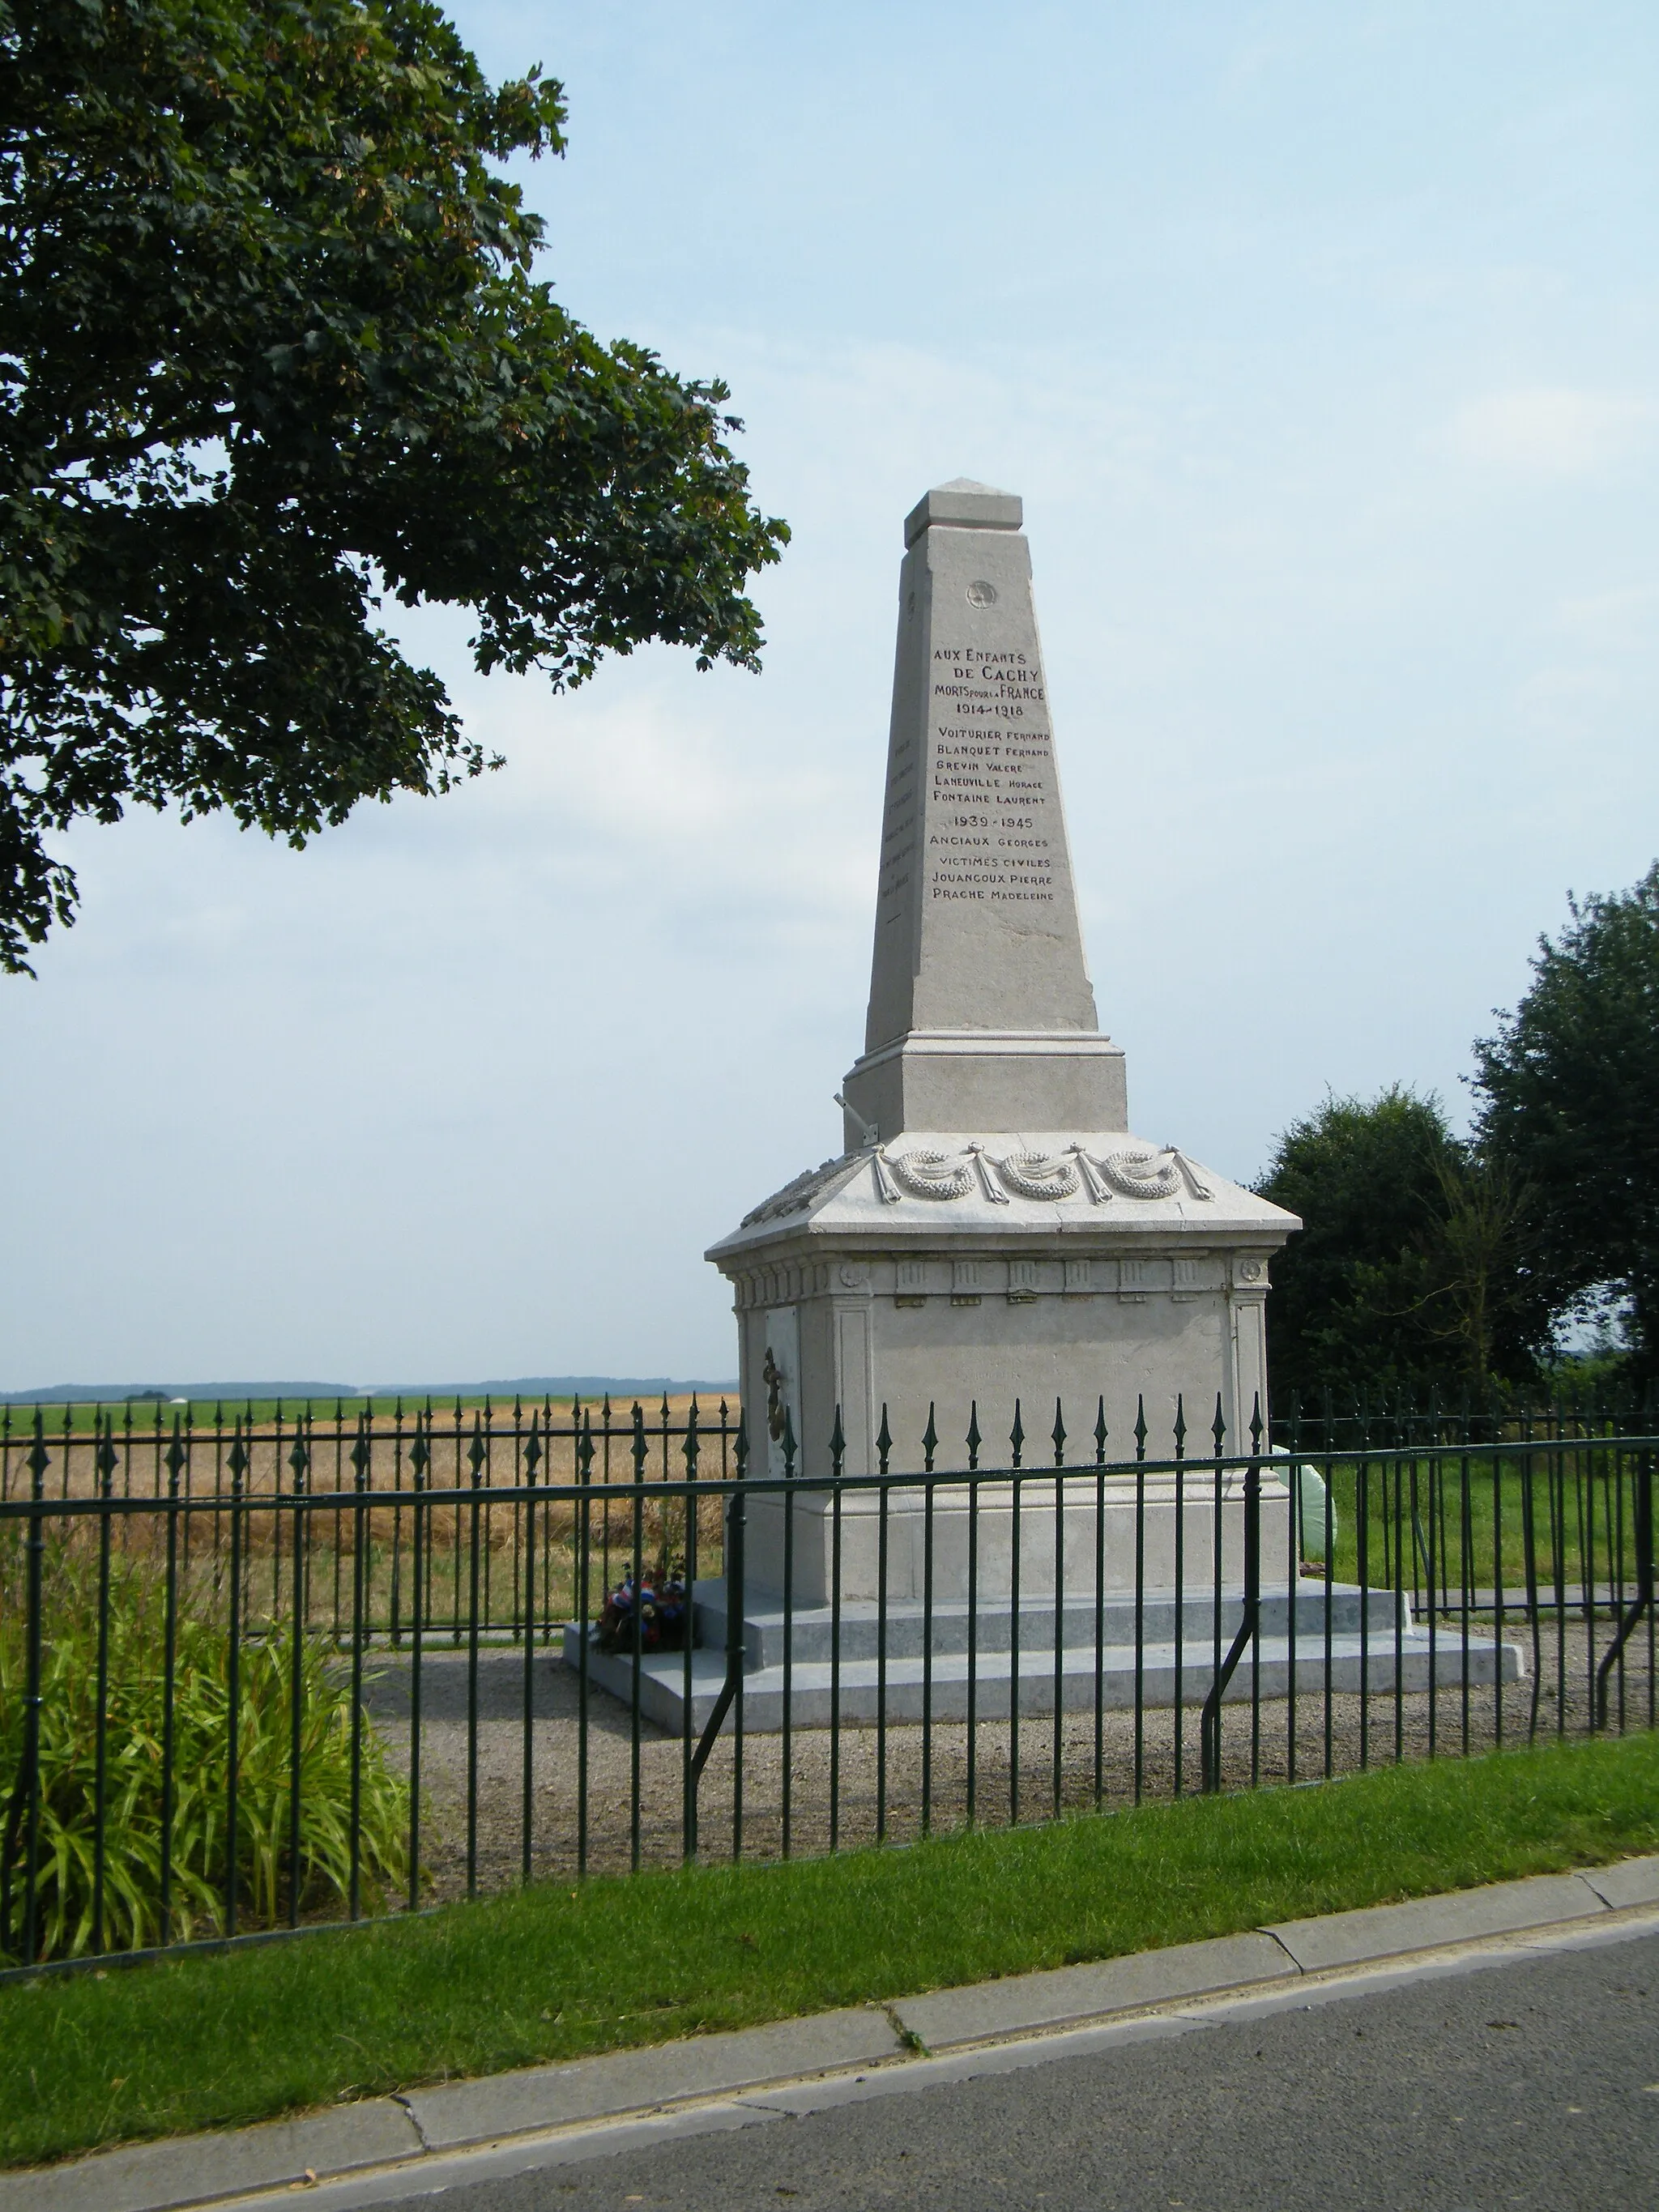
[1,0,787,973]
[1473,863,1659,1379]
[1255,1087,1538,1406]
[1255,1087,1457,1404]
[1413,1148,1540,1392]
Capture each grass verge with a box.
[5,1730,1659,2170]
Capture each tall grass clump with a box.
[0,1527,408,1963]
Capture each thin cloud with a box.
[1449,387,1653,478]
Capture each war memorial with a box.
[573,479,1522,1728]
[710,477,1296,1602]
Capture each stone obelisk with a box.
[708,480,1298,1602]
[839,479,1126,1144]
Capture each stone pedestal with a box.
[706,479,1299,1610]
[710,1143,1294,1600]
[741,1468,1294,1609]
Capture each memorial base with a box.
[742,1466,1293,1606]
[561,1581,1526,1736]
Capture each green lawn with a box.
[5,1730,1658,2172]
[1313,1451,1648,1595]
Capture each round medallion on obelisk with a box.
[966,579,997,607]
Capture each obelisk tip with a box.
[903,479,1023,547]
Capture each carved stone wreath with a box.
[873,1142,1213,1206]
[1097,1148,1183,1200]
[996,1151,1081,1201]
[885,1147,975,1200]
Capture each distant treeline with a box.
[0,1376,738,1408]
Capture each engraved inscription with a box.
[924,642,1057,907]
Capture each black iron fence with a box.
[0,1394,741,1643]
[0,1390,1653,1975]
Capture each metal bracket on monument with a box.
[835,1091,904,1204]
[835,1091,879,1149]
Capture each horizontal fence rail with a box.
[0,1391,1654,1973]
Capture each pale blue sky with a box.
[3,2,1657,1389]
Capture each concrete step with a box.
[561,1611,1526,1737]
[687,1577,1410,1669]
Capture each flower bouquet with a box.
[595,1560,689,1654]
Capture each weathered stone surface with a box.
[706,480,1299,1602]
[841,476,1124,1144]
[706,1126,1294,1498]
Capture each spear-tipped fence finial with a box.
[682,1397,701,1479]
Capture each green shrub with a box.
[0,1530,409,1962]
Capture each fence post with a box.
[923,1403,938,1836]
[1132,1393,1147,1806]
[966,1400,982,1824]
[1172,1394,1186,1796]
[1051,1397,1067,1819]
[160,1419,186,1942]
[348,1413,370,1920]
[2,1417,49,1963]
[1201,1396,1263,1792]
[689,1415,747,1792]
[781,1404,796,1858]
[285,1421,309,1927]
[680,1401,699,1867]
[1596,1443,1655,1728]
[225,1420,247,1941]
[93,1416,117,1953]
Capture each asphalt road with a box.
[371,1929,1659,2212]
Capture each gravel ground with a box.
[358,1618,1649,1898]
